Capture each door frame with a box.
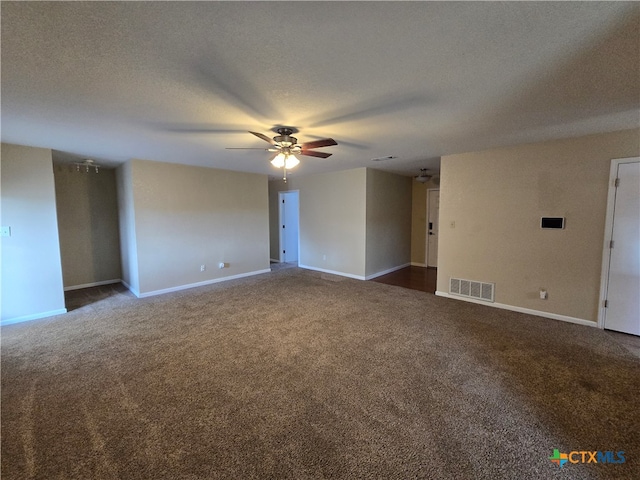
[425,188,440,268]
[278,190,300,264]
[597,156,640,329]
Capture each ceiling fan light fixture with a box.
[271,153,299,169]
[415,168,432,183]
[285,154,299,169]
[271,153,285,168]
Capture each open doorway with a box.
[278,190,300,264]
[53,159,124,310]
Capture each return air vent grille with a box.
[450,278,495,302]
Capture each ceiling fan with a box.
[227,127,337,182]
[415,168,439,184]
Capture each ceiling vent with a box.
[371,155,397,162]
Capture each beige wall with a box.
[411,177,441,265]
[293,168,368,278]
[365,169,412,277]
[269,168,412,279]
[124,159,270,296]
[54,166,122,288]
[1,143,66,323]
[437,129,640,322]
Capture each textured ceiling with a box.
[1,1,638,178]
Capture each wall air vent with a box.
[450,278,495,302]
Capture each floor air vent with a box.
[450,278,495,302]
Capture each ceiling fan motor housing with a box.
[274,128,297,147]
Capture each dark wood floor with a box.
[371,266,437,294]
[64,282,129,311]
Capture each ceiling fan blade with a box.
[305,133,368,150]
[300,150,332,159]
[225,148,273,150]
[301,138,338,149]
[249,131,277,145]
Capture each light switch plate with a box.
[0,226,11,237]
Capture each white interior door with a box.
[427,189,440,267]
[279,191,299,263]
[604,160,639,335]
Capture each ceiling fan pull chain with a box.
[283,166,287,183]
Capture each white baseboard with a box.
[298,264,365,280]
[121,280,140,297]
[299,263,412,281]
[411,262,427,267]
[435,291,597,328]
[136,269,272,298]
[1,308,68,327]
[365,263,411,280]
[269,258,280,263]
[64,279,122,291]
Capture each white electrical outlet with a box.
[540,289,548,300]
[219,262,225,269]
[200,264,206,272]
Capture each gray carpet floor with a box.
[2,267,638,479]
